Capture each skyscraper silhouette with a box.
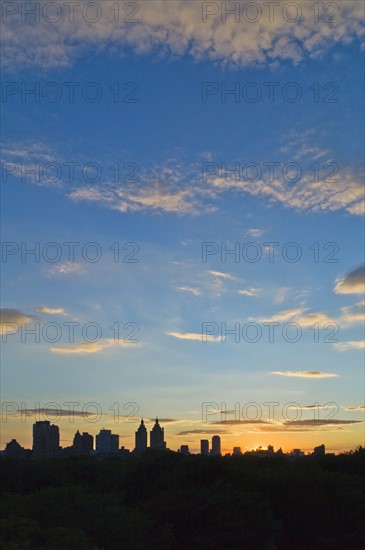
[135,418,147,453]
[32,421,60,459]
[96,429,119,453]
[200,439,209,455]
[211,435,221,455]
[150,417,166,450]
[73,430,94,456]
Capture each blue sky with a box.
[1,0,364,453]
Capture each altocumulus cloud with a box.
[4,142,364,217]
[2,0,364,71]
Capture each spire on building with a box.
[150,417,166,450]
[134,417,148,454]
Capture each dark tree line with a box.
[1,447,364,549]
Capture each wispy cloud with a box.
[177,286,201,296]
[272,371,338,378]
[253,308,304,323]
[247,228,264,238]
[177,429,228,436]
[37,307,68,316]
[239,288,260,297]
[167,331,219,342]
[256,419,362,432]
[284,419,363,426]
[46,262,85,276]
[51,339,136,354]
[345,405,365,411]
[148,418,180,424]
[333,341,365,352]
[210,420,270,425]
[209,270,236,281]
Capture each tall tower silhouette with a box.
[135,418,148,453]
[32,421,60,459]
[150,417,166,450]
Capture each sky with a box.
[1,0,364,454]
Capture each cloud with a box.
[15,408,101,418]
[167,331,220,342]
[334,265,365,295]
[273,288,290,304]
[177,429,228,436]
[177,286,201,296]
[37,307,68,316]
[339,303,365,326]
[1,141,56,163]
[295,311,336,327]
[257,424,357,433]
[206,168,364,217]
[0,308,35,333]
[148,418,180,424]
[2,0,364,71]
[210,420,270,425]
[209,270,236,280]
[46,262,85,276]
[51,342,105,354]
[333,340,365,352]
[15,408,138,419]
[253,307,338,327]
[4,137,364,217]
[272,371,338,378]
[284,419,363,426]
[69,184,206,216]
[254,308,304,323]
[51,338,136,354]
[345,405,365,411]
[67,168,365,218]
[239,288,259,297]
[247,228,264,238]
[288,404,334,410]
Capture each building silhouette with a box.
[32,421,60,459]
[233,446,242,455]
[211,435,221,455]
[135,418,148,454]
[313,444,325,456]
[180,445,190,455]
[96,429,119,453]
[4,439,30,459]
[150,418,166,450]
[73,430,94,456]
[200,439,209,455]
